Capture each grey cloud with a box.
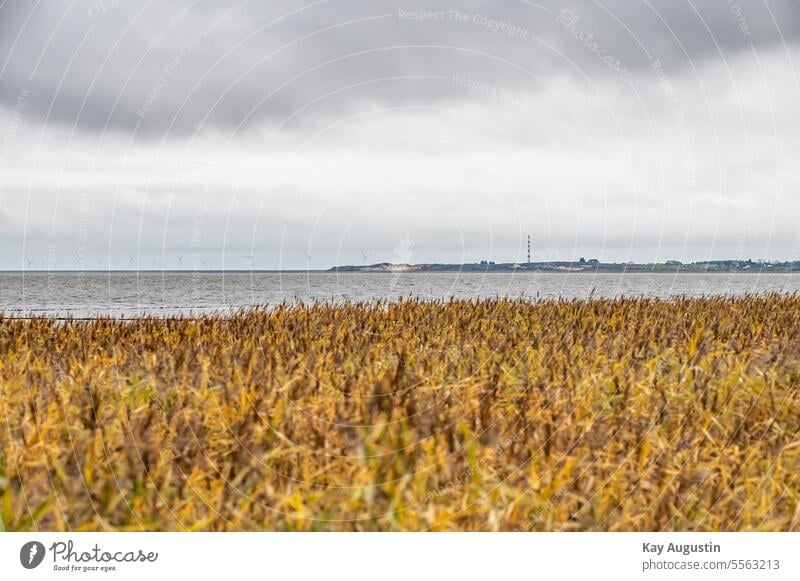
[1,0,798,138]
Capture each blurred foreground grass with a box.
[1,296,799,531]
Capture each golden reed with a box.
[1,296,798,531]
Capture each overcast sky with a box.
[1,0,799,269]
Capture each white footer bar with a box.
[2,533,797,580]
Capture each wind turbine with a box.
[301,248,313,272]
[242,255,255,270]
[359,248,371,264]
[175,254,183,270]
[127,253,136,270]
[25,257,33,269]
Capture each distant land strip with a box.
[329,259,800,273]
[3,259,800,274]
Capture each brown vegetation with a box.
[1,296,799,531]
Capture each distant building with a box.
[666,260,682,266]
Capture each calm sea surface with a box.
[1,271,799,318]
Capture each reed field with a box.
[1,295,799,531]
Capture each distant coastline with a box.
[329,259,800,274]
[3,258,800,274]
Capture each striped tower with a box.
[527,235,531,264]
